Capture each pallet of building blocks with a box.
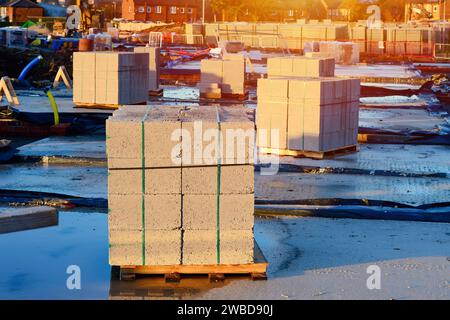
[133,46,161,93]
[73,52,149,108]
[257,76,360,156]
[106,105,265,280]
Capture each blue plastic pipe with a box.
[18,55,43,82]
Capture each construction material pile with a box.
[350,24,433,56]
[304,41,360,65]
[73,52,149,106]
[204,23,349,49]
[106,105,255,267]
[133,47,160,92]
[198,54,246,98]
[257,56,360,153]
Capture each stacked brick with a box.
[106,105,255,266]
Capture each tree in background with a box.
[243,0,282,22]
[339,0,367,21]
[210,0,227,22]
[378,0,406,22]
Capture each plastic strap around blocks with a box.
[141,107,151,265]
[215,107,222,264]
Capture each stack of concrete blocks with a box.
[366,28,386,55]
[257,56,360,153]
[202,23,350,50]
[318,41,360,65]
[198,55,246,98]
[385,27,433,56]
[278,24,303,50]
[133,46,160,92]
[350,26,368,53]
[185,23,204,45]
[106,105,255,266]
[73,52,149,106]
[204,23,219,46]
[267,56,335,78]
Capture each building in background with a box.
[405,0,450,21]
[0,0,45,23]
[122,0,202,23]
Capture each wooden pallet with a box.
[221,91,249,101]
[117,241,268,282]
[149,88,164,97]
[200,92,222,100]
[200,91,249,101]
[260,145,358,160]
[74,102,147,110]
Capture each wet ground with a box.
[1,76,449,299]
[0,211,448,300]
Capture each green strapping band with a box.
[141,108,150,266]
[216,108,222,264]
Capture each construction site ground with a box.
[0,62,449,300]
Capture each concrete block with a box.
[270,113,288,149]
[108,194,181,230]
[183,194,254,230]
[109,229,182,266]
[182,165,254,195]
[183,229,254,265]
[201,59,223,84]
[257,78,289,99]
[287,101,304,150]
[108,168,182,195]
[109,229,142,266]
[145,230,182,265]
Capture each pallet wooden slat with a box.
[74,102,147,110]
[118,240,268,281]
[259,145,358,160]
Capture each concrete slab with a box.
[0,206,58,234]
[0,164,107,199]
[267,144,450,177]
[256,172,450,206]
[359,108,445,132]
[16,136,106,160]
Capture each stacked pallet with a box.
[198,55,246,98]
[258,56,360,155]
[107,105,255,267]
[385,28,433,56]
[73,52,149,107]
[203,23,349,50]
[133,47,160,92]
[267,56,335,78]
[319,42,360,65]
